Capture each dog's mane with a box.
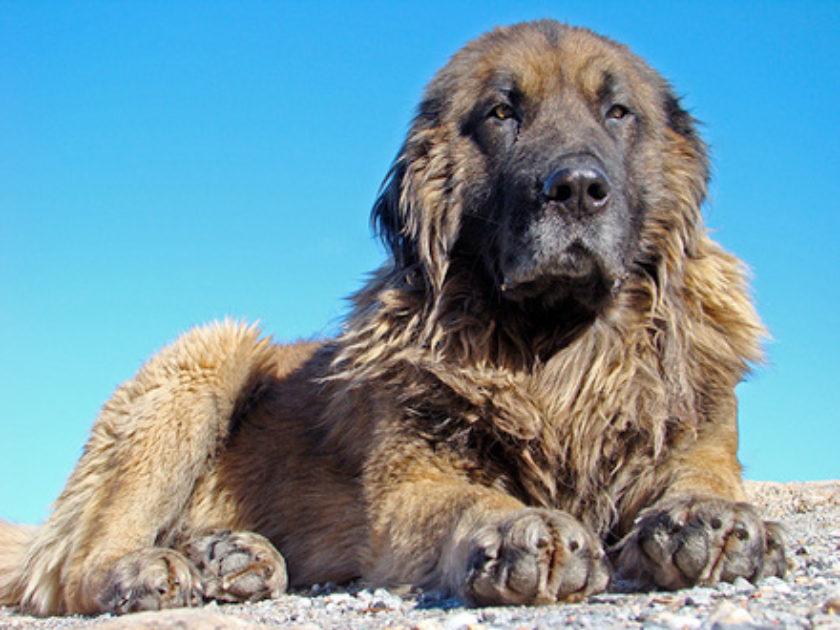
[327,28,764,536]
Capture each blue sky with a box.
[1,1,838,524]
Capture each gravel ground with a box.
[2,481,838,629]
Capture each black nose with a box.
[543,165,610,214]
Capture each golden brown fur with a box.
[0,21,784,616]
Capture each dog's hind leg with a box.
[13,321,282,615]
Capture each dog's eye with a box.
[490,104,516,121]
[606,104,631,120]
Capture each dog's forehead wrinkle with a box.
[555,40,648,112]
[486,73,518,95]
[596,71,623,107]
[471,43,563,102]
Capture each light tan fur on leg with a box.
[0,521,36,608]
[9,321,279,615]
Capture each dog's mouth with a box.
[499,243,614,311]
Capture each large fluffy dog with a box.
[0,20,785,616]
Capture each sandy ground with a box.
[2,480,838,629]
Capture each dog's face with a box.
[462,40,649,312]
[375,21,705,318]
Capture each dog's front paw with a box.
[616,495,786,590]
[463,508,610,606]
[181,530,287,603]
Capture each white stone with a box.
[444,611,482,630]
[707,601,755,626]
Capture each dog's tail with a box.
[0,520,38,608]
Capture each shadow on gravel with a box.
[415,593,466,611]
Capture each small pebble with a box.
[648,611,702,629]
[824,588,840,614]
[760,576,792,594]
[729,576,757,595]
[325,592,355,605]
[707,601,755,626]
[684,586,716,607]
[443,611,481,630]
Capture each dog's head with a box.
[373,21,708,318]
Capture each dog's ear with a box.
[645,88,710,261]
[371,96,459,291]
[371,156,415,269]
[663,90,709,180]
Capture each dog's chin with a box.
[499,253,616,314]
[501,272,611,313]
